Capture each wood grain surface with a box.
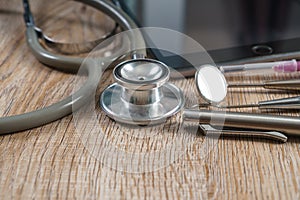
[0,0,300,199]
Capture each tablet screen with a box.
[118,0,300,75]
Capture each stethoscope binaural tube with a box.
[24,0,146,72]
[0,0,146,134]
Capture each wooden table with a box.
[0,0,299,199]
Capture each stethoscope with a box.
[1,0,300,142]
[0,0,146,134]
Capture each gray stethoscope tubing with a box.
[0,0,146,134]
[25,0,145,73]
[0,63,99,134]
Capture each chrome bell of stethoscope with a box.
[100,58,185,125]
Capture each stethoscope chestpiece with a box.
[100,58,185,125]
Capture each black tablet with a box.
[118,0,300,76]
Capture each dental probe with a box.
[222,96,300,109]
[228,79,300,90]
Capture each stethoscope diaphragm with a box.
[100,58,185,125]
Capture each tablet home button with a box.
[252,45,273,55]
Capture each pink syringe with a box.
[219,59,300,74]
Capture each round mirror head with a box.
[195,64,228,104]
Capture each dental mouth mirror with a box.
[195,64,300,109]
[195,64,228,105]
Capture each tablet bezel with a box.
[117,0,300,77]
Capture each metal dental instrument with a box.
[0,0,146,134]
[183,109,300,140]
[195,64,228,104]
[222,96,300,109]
[196,64,300,109]
[228,79,300,91]
[199,124,288,142]
[192,64,300,142]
